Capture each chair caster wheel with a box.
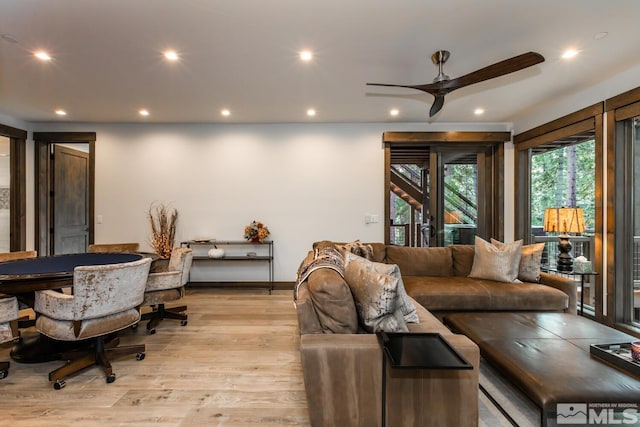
[147,328,156,335]
[181,320,188,326]
[0,369,8,379]
[54,379,66,390]
[106,373,116,384]
[136,352,145,361]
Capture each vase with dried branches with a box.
[148,203,178,259]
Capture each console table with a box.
[181,240,274,294]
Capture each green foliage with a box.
[531,140,595,230]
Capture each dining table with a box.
[0,252,147,363]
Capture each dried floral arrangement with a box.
[244,220,270,243]
[148,203,178,259]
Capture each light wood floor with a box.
[0,288,310,426]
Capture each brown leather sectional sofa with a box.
[294,242,577,427]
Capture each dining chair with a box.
[0,296,20,379]
[34,257,151,389]
[141,247,192,334]
[0,250,38,321]
[0,250,38,263]
[87,243,140,253]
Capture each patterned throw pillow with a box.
[344,252,419,323]
[468,236,523,283]
[492,239,545,283]
[344,255,408,333]
[338,240,374,260]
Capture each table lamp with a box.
[543,207,586,272]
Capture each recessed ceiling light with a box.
[299,50,313,62]
[221,109,231,117]
[139,109,150,116]
[474,108,485,115]
[55,109,67,116]
[594,32,608,40]
[164,50,179,61]
[34,51,51,61]
[306,108,316,117]
[561,49,579,59]
[390,109,399,117]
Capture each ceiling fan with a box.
[367,50,545,117]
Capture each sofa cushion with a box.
[344,255,408,333]
[386,246,453,276]
[345,252,419,323]
[469,237,523,283]
[518,242,546,283]
[404,276,492,312]
[403,276,568,312]
[451,245,475,277]
[307,268,358,334]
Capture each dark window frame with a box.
[606,87,640,336]
[514,103,604,320]
[0,122,27,251]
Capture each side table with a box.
[376,332,472,426]
[542,267,598,315]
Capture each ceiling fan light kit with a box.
[367,50,545,117]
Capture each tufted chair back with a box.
[167,247,193,286]
[35,257,151,339]
[0,296,19,344]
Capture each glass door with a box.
[439,151,478,247]
[618,116,640,325]
[388,143,494,247]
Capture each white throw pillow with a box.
[468,236,523,283]
[492,239,545,283]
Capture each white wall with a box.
[512,62,640,133]
[28,121,509,281]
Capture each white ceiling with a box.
[0,0,639,125]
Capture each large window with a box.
[529,138,597,312]
[608,87,640,333]
[515,104,603,317]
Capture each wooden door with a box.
[52,145,90,254]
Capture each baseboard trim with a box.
[186,281,294,290]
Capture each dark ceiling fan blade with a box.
[366,82,440,96]
[429,95,445,117]
[440,52,544,91]
[366,51,544,118]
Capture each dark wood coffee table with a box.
[444,312,640,426]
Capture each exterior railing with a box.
[532,235,595,269]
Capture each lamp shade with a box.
[543,207,586,234]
